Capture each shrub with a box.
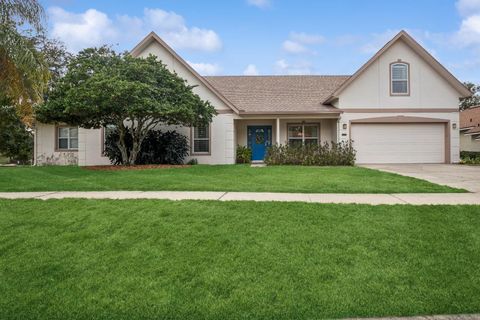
[104,129,189,165]
[236,145,252,164]
[461,157,480,165]
[0,105,33,164]
[460,151,480,160]
[186,158,198,165]
[265,141,356,166]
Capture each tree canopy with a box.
[0,0,50,124]
[460,82,480,111]
[36,47,217,165]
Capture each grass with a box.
[0,199,479,319]
[0,165,465,193]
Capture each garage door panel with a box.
[352,123,445,164]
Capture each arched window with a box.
[390,62,409,95]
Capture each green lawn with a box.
[0,165,464,193]
[0,199,479,319]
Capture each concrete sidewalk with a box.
[1,191,480,204]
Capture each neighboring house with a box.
[460,106,480,152]
[33,30,471,165]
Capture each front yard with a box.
[0,165,465,193]
[0,199,479,319]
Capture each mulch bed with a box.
[84,164,191,171]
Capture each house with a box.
[33,30,471,165]
[460,106,480,152]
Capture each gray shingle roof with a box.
[204,75,350,114]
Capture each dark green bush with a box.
[105,129,189,165]
[236,145,252,164]
[460,151,480,160]
[265,141,356,166]
[0,105,33,164]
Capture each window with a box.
[102,124,116,153]
[391,62,409,95]
[287,124,319,146]
[57,127,78,150]
[192,125,210,154]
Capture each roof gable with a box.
[130,32,239,114]
[324,30,471,103]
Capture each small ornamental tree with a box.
[35,47,216,165]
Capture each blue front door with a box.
[248,126,272,161]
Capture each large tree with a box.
[35,47,216,165]
[460,82,480,111]
[0,101,33,164]
[0,0,49,124]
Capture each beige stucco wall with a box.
[78,128,111,166]
[338,40,460,109]
[338,112,460,163]
[36,114,235,166]
[460,133,480,152]
[35,124,111,166]
[160,114,235,165]
[34,123,78,165]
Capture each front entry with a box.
[247,126,272,161]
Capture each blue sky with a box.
[39,0,480,82]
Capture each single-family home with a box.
[33,30,471,165]
[460,106,480,152]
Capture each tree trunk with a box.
[116,123,130,165]
[129,123,147,165]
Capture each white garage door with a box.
[351,123,445,164]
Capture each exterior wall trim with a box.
[285,122,321,145]
[389,60,410,96]
[55,125,78,152]
[190,125,212,156]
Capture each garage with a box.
[351,118,448,164]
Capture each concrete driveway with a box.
[361,164,480,192]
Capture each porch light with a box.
[452,123,457,129]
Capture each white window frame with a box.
[192,125,210,155]
[56,126,78,151]
[287,123,320,146]
[390,62,409,95]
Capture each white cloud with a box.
[48,6,222,52]
[247,0,271,9]
[456,0,480,16]
[456,14,480,46]
[187,61,221,75]
[49,7,118,52]
[281,31,324,54]
[274,59,312,75]
[282,40,308,54]
[449,1,480,48]
[289,32,325,45]
[243,64,259,75]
